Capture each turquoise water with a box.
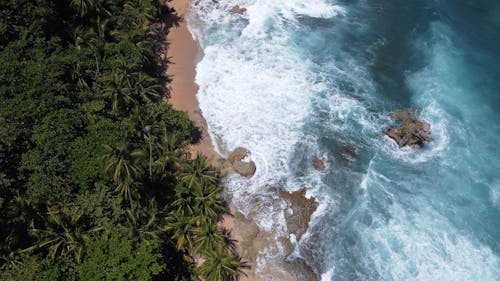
[189,0,500,280]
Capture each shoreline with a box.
[166,0,220,163]
[165,2,318,281]
[165,1,259,280]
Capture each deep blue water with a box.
[190,0,500,280]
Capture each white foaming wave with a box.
[196,44,311,181]
[244,0,345,35]
[195,40,316,238]
[364,203,500,281]
[189,0,346,278]
[320,268,335,281]
[191,0,344,34]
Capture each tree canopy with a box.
[0,0,247,280]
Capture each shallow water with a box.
[188,0,500,280]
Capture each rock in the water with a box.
[232,160,256,177]
[281,189,318,241]
[228,147,247,163]
[312,156,325,171]
[386,110,433,147]
[230,5,247,14]
[228,147,256,177]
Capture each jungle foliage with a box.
[0,0,246,280]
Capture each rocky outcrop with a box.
[312,156,325,171]
[281,189,318,241]
[230,5,247,14]
[386,110,433,147]
[228,147,256,177]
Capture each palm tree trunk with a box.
[148,134,152,179]
[95,55,100,73]
[127,185,135,213]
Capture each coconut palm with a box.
[124,0,156,29]
[103,144,145,211]
[154,130,184,175]
[193,184,227,221]
[99,71,136,112]
[70,0,96,16]
[124,200,159,242]
[171,183,197,216]
[220,228,238,254]
[164,213,196,251]
[193,221,225,255]
[179,154,218,190]
[111,27,154,64]
[72,26,104,76]
[70,0,112,17]
[22,206,96,264]
[197,249,249,281]
[130,72,161,104]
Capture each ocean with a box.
[187,0,500,280]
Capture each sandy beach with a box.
[166,0,219,162]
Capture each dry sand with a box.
[166,0,220,162]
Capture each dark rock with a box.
[228,147,256,177]
[280,189,318,241]
[386,110,433,147]
[338,146,356,167]
[232,160,256,177]
[312,156,325,171]
[230,5,247,14]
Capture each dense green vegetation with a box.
[0,0,246,280]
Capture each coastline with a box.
[165,2,318,281]
[165,1,258,280]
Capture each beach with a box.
[166,0,219,162]
[165,1,259,280]
[165,1,321,280]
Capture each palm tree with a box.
[70,0,112,17]
[99,71,136,112]
[70,0,96,16]
[164,213,196,251]
[130,72,161,104]
[193,221,225,255]
[21,206,97,264]
[171,183,197,216]
[72,26,104,78]
[179,154,218,190]
[124,0,156,29]
[220,228,238,254]
[197,249,249,281]
[193,184,227,221]
[103,144,145,211]
[124,200,159,242]
[154,129,184,175]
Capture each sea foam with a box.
[187,1,500,280]
[189,0,346,277]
